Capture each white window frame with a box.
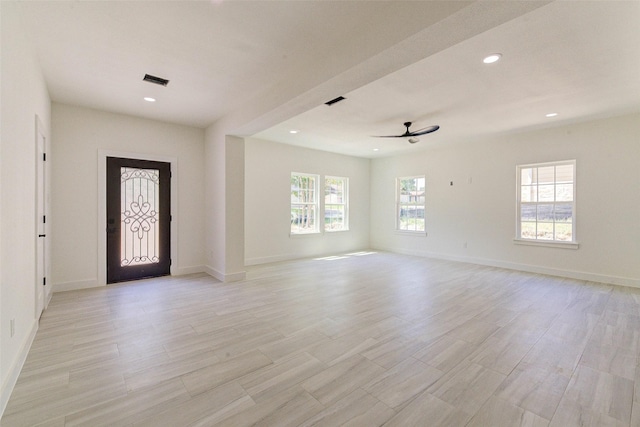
[396,175,426,233]
[291,172,320,235]
[324,176,349,232]
[515,160,578,248]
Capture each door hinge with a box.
[170,215,172,222]
[43,277,46,286]
[170,259,172,266]
[43,153,47,161]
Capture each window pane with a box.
[325,179,343,203]
[414,179,425,204]
[521,204,536,221]
[326,191,343,204]
[538,184,555,202]
[325,177,348,232]
[325,205,345,231]
[556,164,574,183]
[400,179,413,196]
[537,222,554,240]
[291,175,316,203]
[555,222,572,241]
[521,221,536,239]
[291,204,316,233]
[400,178,424,200]
[537,204,554,221]
[554,203,573,222]
[291,205,304,225]
[521,168,535,185]
[521,185,537,202]
[556,184,573,202]
[399,205,425,231]
[291,182,300,202]
[538,166,555,184]
[398,206,409,230]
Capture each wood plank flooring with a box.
[3,251,640,426]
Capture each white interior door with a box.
[36,118,46,319]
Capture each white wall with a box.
[50,103,206,290]
[225,136,246,275]
[245,138,370,265]
[0,1,51,414]
[202,111,248,282]
[371,113,640,287]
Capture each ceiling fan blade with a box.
[409,125,440,136]
[372,123,439,138]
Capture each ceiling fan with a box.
[373,121,440,144]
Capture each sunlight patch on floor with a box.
[314,251,377,261]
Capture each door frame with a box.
[106,157,171,283]
[35,115,48,318]
[98,150,178,286]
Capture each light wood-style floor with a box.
[3,251,640,426]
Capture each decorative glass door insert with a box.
[121,167,160,266]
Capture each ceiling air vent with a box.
[143,74,170,86]
[324,96,345,106]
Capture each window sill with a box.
[291,229,351,236]
[290,231,320,237]
[395,230,427,236]
[513,238,579,250]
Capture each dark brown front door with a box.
[106,157,171,283]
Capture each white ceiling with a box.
[16,1,640,159]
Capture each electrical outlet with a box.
[10,319,15,337]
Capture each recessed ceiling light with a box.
[546,112,558,118]
[144,97,156,102]
[373,148,379,152]
[483,53,502,64]
[289,130,299,134]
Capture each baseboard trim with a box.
[45,288,53,308]
[373,246,640,288]
[204,265,246,282]
[174,265,206,276]
[52,279,101,293]
[0,318,38,418]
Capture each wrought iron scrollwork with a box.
[120,167,160,267]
